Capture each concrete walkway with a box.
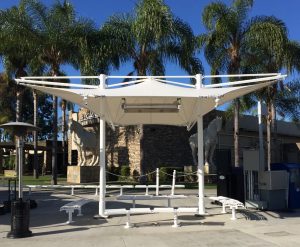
[1,187,300,247]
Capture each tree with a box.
[22,0,96,184]
[243,32,300,169]
[202,0,293,167]
[101,0,202,173]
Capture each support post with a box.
[172,208,180,228]
[17,136,23,199]
[195,74,202,89]
[156,168,159,196]
[258,100,264,171]
[95,74,107,219]
[171,170,176,196]
[196,115,205,215]
[98,117,106,217]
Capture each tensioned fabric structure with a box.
[16,73,286,217]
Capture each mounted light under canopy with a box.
[121,98,181,113]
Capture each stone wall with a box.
[68,109,221,176]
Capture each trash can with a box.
[7,199,32,238]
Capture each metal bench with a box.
[60,199,92,224]
[105,206,198,228]
[117,194,187,208]
[209,196,245,220]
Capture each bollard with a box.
[171,170,176,196]
[156,168,159,196]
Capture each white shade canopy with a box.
[15,73,286,217]
[16,73,286,129]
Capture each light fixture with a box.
[122,98,181,113]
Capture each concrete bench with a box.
[116,194,187,208]
[105,206,198,228]
[60,199,93,224]
[209,196,245,220]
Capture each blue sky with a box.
[1,0,300,78]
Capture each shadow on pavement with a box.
[33,227,89,237]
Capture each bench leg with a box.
[167,199,171,207]
[95,188,98,196]
[145,187,149,196]
[221,204,226,214]
[28,187,32,195]
[71,187,75,196]
[66,210,74,224]
[230,207,237,220]
[124,210,132,229]
[120,188,123,196]
[133,200,136,208]
[172,208,180,228]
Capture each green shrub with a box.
[119,166,131,181]
[3,155,15,170]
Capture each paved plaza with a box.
[1,187,300,247]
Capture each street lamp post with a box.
[0,122,40,239]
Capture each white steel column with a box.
[98,118,106,216]
[98,74,106,217]
[197,115,205,215]
[258,100,264,171]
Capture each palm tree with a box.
[101,0,202,173]
[101,0,202,76]
[0,1,40,122]
[243,36,300,169]
[0,1,41,173]
[22,0,96,184]
[202,0,292,167]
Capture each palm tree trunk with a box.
[0,147,3,174]
[33,90,39,179]
[61,100,66,173]
[271,101,278,163]
[16,89,22,122]
[51,95,58,185]
[234,99,240,167]
[137,68,146,176]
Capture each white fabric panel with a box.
[19,77,279,127]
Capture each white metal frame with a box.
[15,73,286,217]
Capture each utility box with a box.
[258,171,289,190]
[258,171,288,210]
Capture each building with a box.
[68,108,300,176]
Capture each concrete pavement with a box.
[1,187,300,246]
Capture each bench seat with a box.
[60,199,93,224]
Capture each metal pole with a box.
[156,168,159,196]
[17,136,23,199]
[98,117,106,217]
[171,170,176,196]
[98,74,106,217]
[258,100,264,171]
[197,115,205,215]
